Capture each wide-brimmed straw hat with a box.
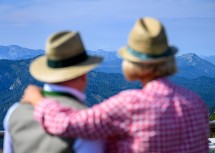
[30,31,103,83]
[119,17,177,63]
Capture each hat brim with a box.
[118,46,177,63]
[30,55,103,83]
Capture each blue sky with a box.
[0,0,214,56]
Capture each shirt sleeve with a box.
[34,91,131,139]
[3,103,19,153]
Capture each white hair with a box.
[122,57,177,81]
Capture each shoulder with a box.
[6,103,35,127]
[114,89,142,98]
[171,82,207,108]
[102,89,143,106]
[5,103,20,119]
[173,82,203,100]
[3,103,19,129]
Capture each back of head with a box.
[128,17,168,55]
[119,17,178,81]
[30,31,103,83]
[122,57,177,81]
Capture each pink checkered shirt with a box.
[34,78,209,153]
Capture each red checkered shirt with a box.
[34,78,209,153]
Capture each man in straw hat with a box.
[3,31,104,153]
[21,17,209,152]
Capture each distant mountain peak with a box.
[180,53,199,58]
[176,52,215,78]
[8,45,20,48]
[1,45,27,50]
[178,53,205,65]
[0,45,44,60]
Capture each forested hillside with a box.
[1,58,215,127]
[0,58,215,148]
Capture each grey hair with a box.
[122,57,177,81]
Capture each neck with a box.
[44,83,86,102]
[54,75,87,92]
[54,82,85,92]
[141,75,157,85]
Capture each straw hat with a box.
[30,31,103,83]
[119,17,177,63]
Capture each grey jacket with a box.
[8,92,86,153]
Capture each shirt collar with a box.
[143,77,172,95]
[43,84,86,102]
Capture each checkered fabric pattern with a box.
[35,78,209,153]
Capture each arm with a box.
[3,103,19,153]
[34,92,131,139]
[3,130,13,153]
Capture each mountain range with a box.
[1,45,215,79]
[89,50,215,78]
[0,45,44,60]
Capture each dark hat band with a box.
[47,52,88,68]
[127,46,172,60]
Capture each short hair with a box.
[122,57,177,81]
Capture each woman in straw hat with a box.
[22,17,209,153]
